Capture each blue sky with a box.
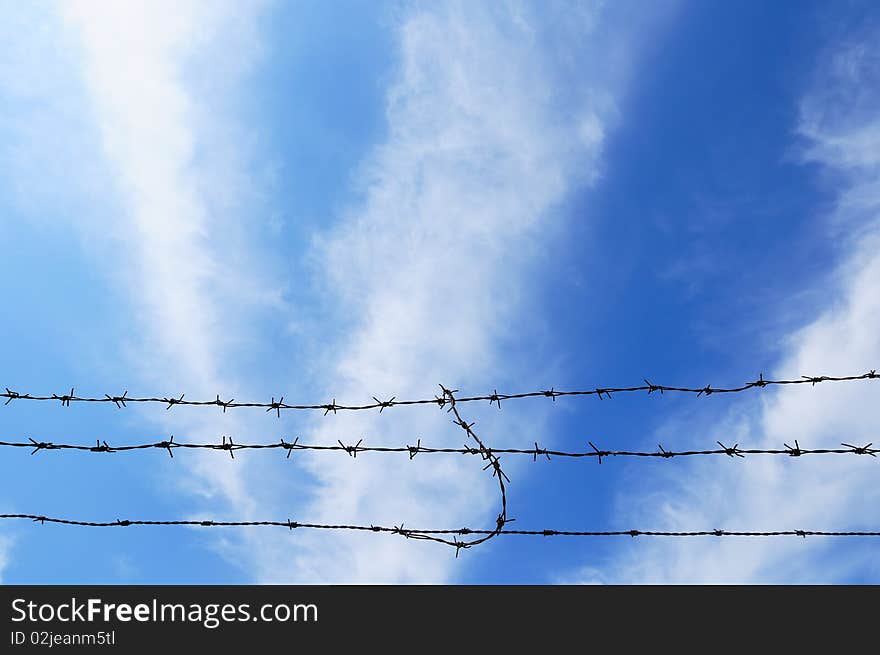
[1,0,880,583]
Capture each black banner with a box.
[0,585,874,649]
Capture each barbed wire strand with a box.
[0,385,513,554]
[2,436,876,461]
[442,384,511,555]
[5,374,879,554]
[2,514,878,539]
[1,370,877,415]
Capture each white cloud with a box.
[46,2,287,531]
[59,0,276,385]
[572,29,880,584]
[0,0,279,543]
[243,1,671,583]
[0,0,669,582]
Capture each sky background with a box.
[1,0,880,583]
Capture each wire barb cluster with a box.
[442,384,512,555]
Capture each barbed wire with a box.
[442,385,510,553]
[2,435,876,461]
[5,373,879,555]
[1,369,877,415]
[0,385,510,555]
[3,514,879,540]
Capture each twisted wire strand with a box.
[442,385,511,555]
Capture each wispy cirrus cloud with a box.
[0,0,278,539]
[55,1,283,521]
[0,0,672,583]
[244,1,674,583]
[569,28,880,584]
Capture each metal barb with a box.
[53,388,75,407]
[159,435,175,459]
[281,436,299,459]
[372,396,396,413]
[105,391,128,408]
[221,435,235,459]
[164,394,184,410]
[267,396,284,418]
[589,441,608,464]
[338,438,363,458]
[4,388,20,405]
[28,437,52,455]
[533,442,550,462]
[842,442,877,457]
[407,439,421,460]
[785,440,802,457]
[717,441,745,458]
